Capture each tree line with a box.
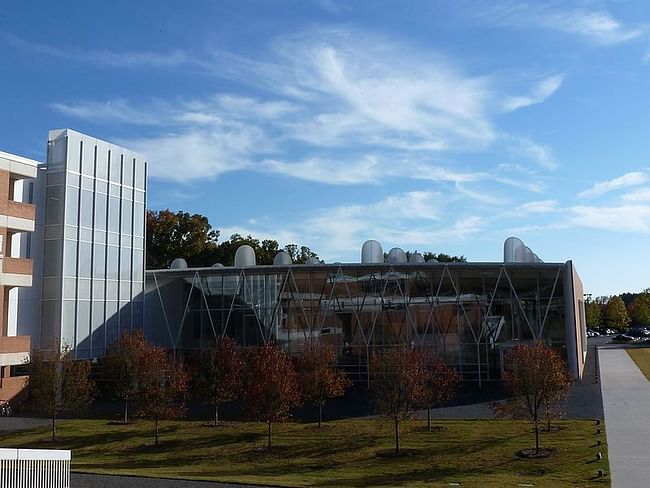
[26,333,571,455]
[585,288,650,331]
[146,209,466,269]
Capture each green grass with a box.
[627,347,650,382]
[0,418,609,487]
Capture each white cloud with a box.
[507,136,557,170]
[578,171,647,198]
[503,74,564,111]
[261,156,383,185]
[622,187,650,202]
[568,205,650,232]
[479,4,645,46]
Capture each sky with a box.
[1,0,649,297]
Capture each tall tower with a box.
[0,150,38,401]
[37,129,147,358]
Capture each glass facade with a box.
[145,262,586,383]
[42,130,146,358]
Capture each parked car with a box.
[0,400,11,417]
[613,334,635,343]
[628,328,650,338]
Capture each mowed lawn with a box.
[0,418,608,487]
[627,347,650,381]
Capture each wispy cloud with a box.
[568,205,650,232]
[578,171,647,199]
[503,74,564,111]
[2,31,193,68]
[507,136,558,170]
[478,3,645,46]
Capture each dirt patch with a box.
[414,425,445,433]
[516,447,560,459]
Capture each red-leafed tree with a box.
[197,336,245,426]
[241,343,301,449]
[27,343,95,441]
[415,349,461,432]
[137,347,189,446]
[296,342,351,428]
[101,330,149,424]
[493,342,573,454]
[371,346,425,454]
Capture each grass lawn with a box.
[0,418,608,487]
[627,347,650,381]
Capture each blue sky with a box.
[1,0,649,296]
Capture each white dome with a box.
[211,263,224,268]
[234,245,256,267]
[306,256,322,265]
[387,247,407,265]
[170,258,188,269]
[273,251,292,265]
[361,240,383,264]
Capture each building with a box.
[144,239,587,383]
[0,150,38,401]
[14,129,147,359]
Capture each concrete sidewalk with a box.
[599,347,650,488]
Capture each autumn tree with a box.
[371,346,425,454]
[196,336,245,426]
[27,343,95,441]
[493,342,573,454]
[146,209,219,269]
[585,300,602,329]
[415,349,461,432]
[604,296,631,331]
[296,342,351,428]
[137,347,189,446]
[241,343,301,449]
[632,289,650,327]
[101,329,149,424]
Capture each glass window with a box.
[106,246,119,280]
[56,240,73,277]
[122,157,134,187]
[132,251,143,281]
[108,196,120,232]
[133,202,145,237]
[63,277,77,299]
[42,277,62,300]
[120,247,132,280]
[96,146,108,180]
[92,301,105,331]
[110,154,122,183]
[107,232,119,246]
[106,280,119,301]
[78,278,91,300]
[62,300,77,332]
[121,200,132,236]
[119,301,132,331]
[77,301,91,338]
[80,190,93,228]
[133,236,144,250]
[79,227,93,242]
[81,143,95,176]
[132,300,143,328]
[94,193,107,231]
[96,180,108,194]
[134,190,145,203]
[67,173,80,187]
[120,282,132,301]
[134,161,145,190]
[78,241,92,278]
[93,280,105,300]
[45,185,63,225]
[46,225,64,240]
[81,176,94,191]
[47,172,65,186]
[64,186,79,226]
[93,244,106,278]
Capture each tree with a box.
[422,252,466,263]
[27,344,95,441]
[283,244,319,264]
[296,342,351,428]
[632,289,650,327]
[137,347,189,446]
[604,296,631,331]
[493,342,573,454]
[146,209,219,269]
[415,350,461,432]
[196,336,245,426]
[585,301,602,329]
[371,346,425,454]
[101,329,149,424]
[241,343,301,449]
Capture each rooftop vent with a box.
[273,251,292,265]
[387,247,407,265]
[170,258,188,269]
[234,245,256,267]
[361,240,383,264]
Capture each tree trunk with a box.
[267,421,272,450]
[534,421,540,454]
[545,404,551,432]
[318,404,322,429]
[215,403,219,426]
[427,408,432,432]
[51,413,56,441]
[394,417,400,454]
[124,399,129,424]
[155,416,159,446]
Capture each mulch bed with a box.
[516,447,560,459]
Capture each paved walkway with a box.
[599,347,650,488]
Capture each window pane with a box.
[78,241,92,278]
[94,193,107,231]
[93,244,106,278]
[121,200,132,235]
[80,190,93,228]
[62,240,76,277]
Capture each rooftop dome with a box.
[170,258,188,269]
[211,263,224,268]
[273,251,292,265]
[387,247,407,265]
[361,240,383,264]
[306,256,322,265]
[234,245,256,267]
[408,252,425,264]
